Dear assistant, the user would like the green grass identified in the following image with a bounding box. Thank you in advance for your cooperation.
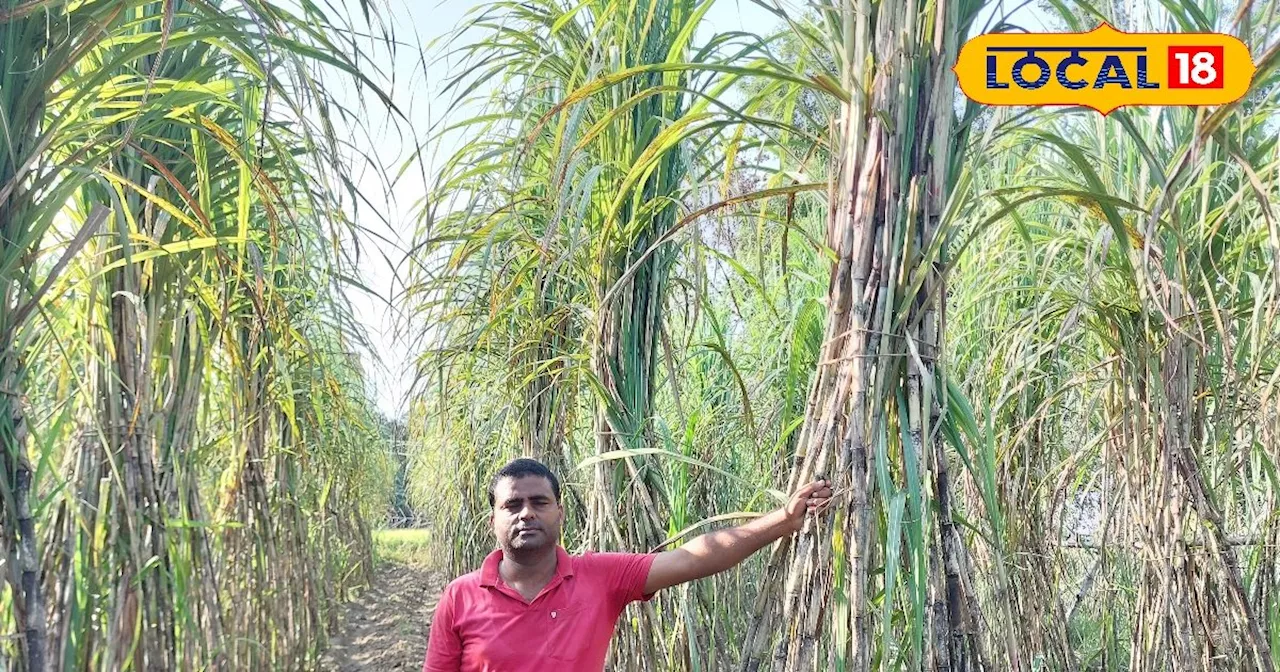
[373,529,438,568]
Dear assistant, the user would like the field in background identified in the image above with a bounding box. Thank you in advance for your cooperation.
[373,529,439,568]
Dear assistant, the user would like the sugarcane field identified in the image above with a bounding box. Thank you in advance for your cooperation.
[2,0,1280,670]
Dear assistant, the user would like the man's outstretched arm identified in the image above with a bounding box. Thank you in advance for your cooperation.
[643,479,832,595]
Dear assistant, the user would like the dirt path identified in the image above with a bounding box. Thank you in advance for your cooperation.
[319,563,445,671]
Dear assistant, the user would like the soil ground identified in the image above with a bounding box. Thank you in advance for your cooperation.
[319,562,445,671]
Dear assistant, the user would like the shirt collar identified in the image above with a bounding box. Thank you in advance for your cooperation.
[480,545,574,587]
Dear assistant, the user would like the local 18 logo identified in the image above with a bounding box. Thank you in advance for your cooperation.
[953,23,1255,114]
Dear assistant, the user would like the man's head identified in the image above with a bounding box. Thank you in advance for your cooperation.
[488,458,563,556]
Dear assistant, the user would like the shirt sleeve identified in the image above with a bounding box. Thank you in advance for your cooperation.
[423,584,462,672]
[590,552,659,607]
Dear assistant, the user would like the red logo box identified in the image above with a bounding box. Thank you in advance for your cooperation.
[1168,45,1224,88]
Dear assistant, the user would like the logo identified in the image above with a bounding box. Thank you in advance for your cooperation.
[953,23,1255,114]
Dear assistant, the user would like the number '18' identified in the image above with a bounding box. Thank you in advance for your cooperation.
[1168,46,1224,88]
[1174,52,1217,85]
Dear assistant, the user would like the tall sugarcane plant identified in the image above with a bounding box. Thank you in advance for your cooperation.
[0,2,126,666]
[1,0,398,669]
[410,0,831,667]
[737,1,994,670]
[947,3,1280,669]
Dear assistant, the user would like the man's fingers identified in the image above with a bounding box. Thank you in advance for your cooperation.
[793,478,834,494]
[799,478,830,494]
[793,478,835,516]
[803,483,833,497]
[798,476,836,514]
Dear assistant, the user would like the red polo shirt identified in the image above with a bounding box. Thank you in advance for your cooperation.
[423,546,657,671]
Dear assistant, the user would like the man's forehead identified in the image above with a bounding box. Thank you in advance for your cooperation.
[494,475,555,499]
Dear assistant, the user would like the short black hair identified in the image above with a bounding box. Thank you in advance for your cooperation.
[488,458,561,507]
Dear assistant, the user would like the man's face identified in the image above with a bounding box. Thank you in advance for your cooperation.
[490,475,563,554]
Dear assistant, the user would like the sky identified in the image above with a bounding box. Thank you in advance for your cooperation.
[338,0,1054,420]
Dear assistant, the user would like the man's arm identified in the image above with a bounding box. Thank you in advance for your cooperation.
[643,479,831,595]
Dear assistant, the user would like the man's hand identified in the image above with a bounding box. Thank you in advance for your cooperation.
[783,478,834,532]
[643,478,836,595]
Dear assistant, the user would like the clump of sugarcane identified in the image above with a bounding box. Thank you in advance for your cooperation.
[740,1,992,670]
[1,2,122,668]
[2,1,398,670]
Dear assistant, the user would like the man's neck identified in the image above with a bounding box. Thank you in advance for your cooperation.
[498,546,558,599]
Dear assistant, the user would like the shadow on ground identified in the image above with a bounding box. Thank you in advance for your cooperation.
[320,563,444,671]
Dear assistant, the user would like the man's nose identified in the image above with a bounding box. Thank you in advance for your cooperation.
[517,504,536,519]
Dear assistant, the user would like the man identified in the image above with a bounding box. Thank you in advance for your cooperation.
[423,457,832,671]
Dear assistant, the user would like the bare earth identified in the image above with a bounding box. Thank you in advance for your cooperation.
[319,563,445,671]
